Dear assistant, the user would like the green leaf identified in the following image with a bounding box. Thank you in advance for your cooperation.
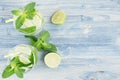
[24,2,36,12]
[42,42,51,49]
[15,15,25,29]
[10,57,20,68]
[48,43,57,51]
[42,43,57,51]
[20,69,25,73]
[34,39,42,50]
[18,62,32,67]
[32,48,38,64]
[29,51,38,65]
[29,53,34,64]
[19,26,36,33]
[10,57,31,68]
[26,9,36,20]
[25,35,37,45]
[39,31,50,41]
[14,68,24,78]
[11,10,22,16]
[2,65,14,78]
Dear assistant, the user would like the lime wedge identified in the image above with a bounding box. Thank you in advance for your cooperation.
[51,10,66,25]
[44,52,61,68]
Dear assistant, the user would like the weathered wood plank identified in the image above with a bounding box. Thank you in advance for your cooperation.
[0,0,120,80]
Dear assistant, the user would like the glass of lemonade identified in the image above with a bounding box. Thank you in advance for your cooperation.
[5,44,38,71]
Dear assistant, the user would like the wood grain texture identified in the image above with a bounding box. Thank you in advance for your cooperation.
[0,0,120,80]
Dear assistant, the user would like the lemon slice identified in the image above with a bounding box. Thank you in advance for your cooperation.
[51,10,66,25]
[44,52,61,68]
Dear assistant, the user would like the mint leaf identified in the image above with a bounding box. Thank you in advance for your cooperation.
[24,2,36,12]
[34,39,42,50]
[14,68,24,78]
[15,15,25,29]
[17,61,32,67]
[2,65,14,78]
[10,57,31,68]
[24,30,57,52]
[42,42,51,49]
[11,10,22,16]
[39,31,50,41]
[32,48,38,64]
[25,35,37,45]
[19,26,36,33]
[29,53,34,64]
[26,9,36,20]
[10,58,18,68]
[20,69,25,73]
[42,43,57,51]
[29,51,38,65]
[49,43,57,51]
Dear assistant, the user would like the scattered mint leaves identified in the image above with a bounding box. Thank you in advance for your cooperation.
[25,31,57,52]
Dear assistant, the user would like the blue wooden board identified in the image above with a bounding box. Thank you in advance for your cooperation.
[0,0,120,80]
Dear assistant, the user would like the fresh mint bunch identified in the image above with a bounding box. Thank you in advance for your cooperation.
[11,2,37,33]
[25,31,57,52]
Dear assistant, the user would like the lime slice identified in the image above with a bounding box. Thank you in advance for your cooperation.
[19,55,31,64]
[51,10,66,25]
[44,52,61,68]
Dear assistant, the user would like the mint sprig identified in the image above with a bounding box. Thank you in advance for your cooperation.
[25,31,57,51]
[2,55,33,78]
[11,2,37,33]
